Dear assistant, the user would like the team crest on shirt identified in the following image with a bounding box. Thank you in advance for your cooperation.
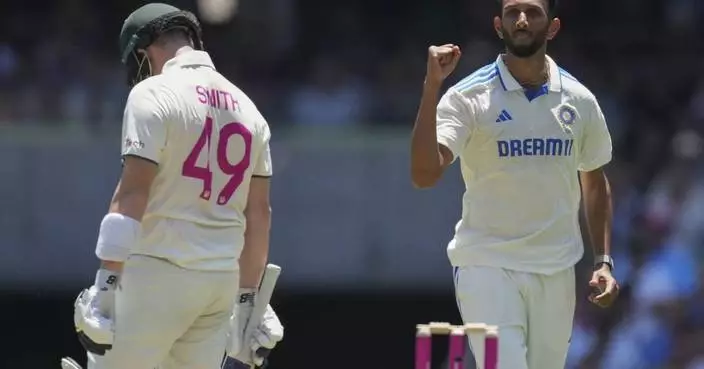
[553,103,578,135]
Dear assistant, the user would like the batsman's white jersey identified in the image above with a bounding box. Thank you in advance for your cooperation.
[437,55,612,275]
[121,48,272,271]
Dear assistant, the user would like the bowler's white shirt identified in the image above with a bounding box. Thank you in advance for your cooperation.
[121,48,272,271]
[437,55,612,275]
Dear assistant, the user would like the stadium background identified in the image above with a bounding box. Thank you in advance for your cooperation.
[2,0,704,368]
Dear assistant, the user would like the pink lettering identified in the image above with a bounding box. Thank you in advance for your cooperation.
[195,86,241,112]
[196,86,208,104]
[208,89,217,107]
[219,90,229,110]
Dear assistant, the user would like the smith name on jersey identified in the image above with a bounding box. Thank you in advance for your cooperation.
[436,55,612,275]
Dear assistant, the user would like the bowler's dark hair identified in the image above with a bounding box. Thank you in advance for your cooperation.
[496,0,558,16]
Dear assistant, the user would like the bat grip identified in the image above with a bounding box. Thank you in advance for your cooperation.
[223,264,281,369]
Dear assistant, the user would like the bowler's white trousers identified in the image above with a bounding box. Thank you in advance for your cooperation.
[454,265,576,369]
[89,255,238,369]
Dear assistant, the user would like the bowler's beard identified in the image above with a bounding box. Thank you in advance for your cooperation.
[502,26,548,58]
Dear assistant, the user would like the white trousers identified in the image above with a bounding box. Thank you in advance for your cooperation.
[454,265,576,369]
[89,255,238,369]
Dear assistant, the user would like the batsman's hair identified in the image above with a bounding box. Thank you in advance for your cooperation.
[496,0,558,16]
[152,28,194,48]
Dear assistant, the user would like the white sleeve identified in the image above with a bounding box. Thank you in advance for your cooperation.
[121,86,167,164]
[578,97,613,172]
[436,88,474,163]
[252,123,273,177]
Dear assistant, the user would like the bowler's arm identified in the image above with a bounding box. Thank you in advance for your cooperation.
[578,97,614,262]
[410,81,454,188]
[579,169,612,258]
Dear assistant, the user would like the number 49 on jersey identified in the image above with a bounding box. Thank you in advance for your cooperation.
[181,117,253,206]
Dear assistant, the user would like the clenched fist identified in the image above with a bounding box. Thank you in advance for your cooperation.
[426,44,461,85]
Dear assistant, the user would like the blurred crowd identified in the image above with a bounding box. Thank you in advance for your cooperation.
[3,0,704,368]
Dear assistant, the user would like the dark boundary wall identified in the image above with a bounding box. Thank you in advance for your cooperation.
[0,290,463,369]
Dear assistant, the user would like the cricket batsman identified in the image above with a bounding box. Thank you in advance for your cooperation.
[71,3,283,368]
[410,0,619,368]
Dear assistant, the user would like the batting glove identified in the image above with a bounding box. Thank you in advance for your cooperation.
[73,269,119,355]
[226,291,284,367]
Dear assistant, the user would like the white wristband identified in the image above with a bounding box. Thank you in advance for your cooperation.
[95,213,140,262]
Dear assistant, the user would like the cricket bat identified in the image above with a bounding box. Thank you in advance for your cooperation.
[223,263,282,369]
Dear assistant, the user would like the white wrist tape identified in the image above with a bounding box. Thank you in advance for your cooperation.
[95,269,120,291]
[238,288,257,306]
[95,213,140,262]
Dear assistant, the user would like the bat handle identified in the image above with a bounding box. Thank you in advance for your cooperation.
[222,348,270,369]
[222,357,252,369]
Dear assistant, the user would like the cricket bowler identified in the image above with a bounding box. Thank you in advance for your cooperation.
[410,0,619,368]
[71,3,283,368]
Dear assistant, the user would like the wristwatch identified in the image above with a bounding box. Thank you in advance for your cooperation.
[594,255,615,271]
